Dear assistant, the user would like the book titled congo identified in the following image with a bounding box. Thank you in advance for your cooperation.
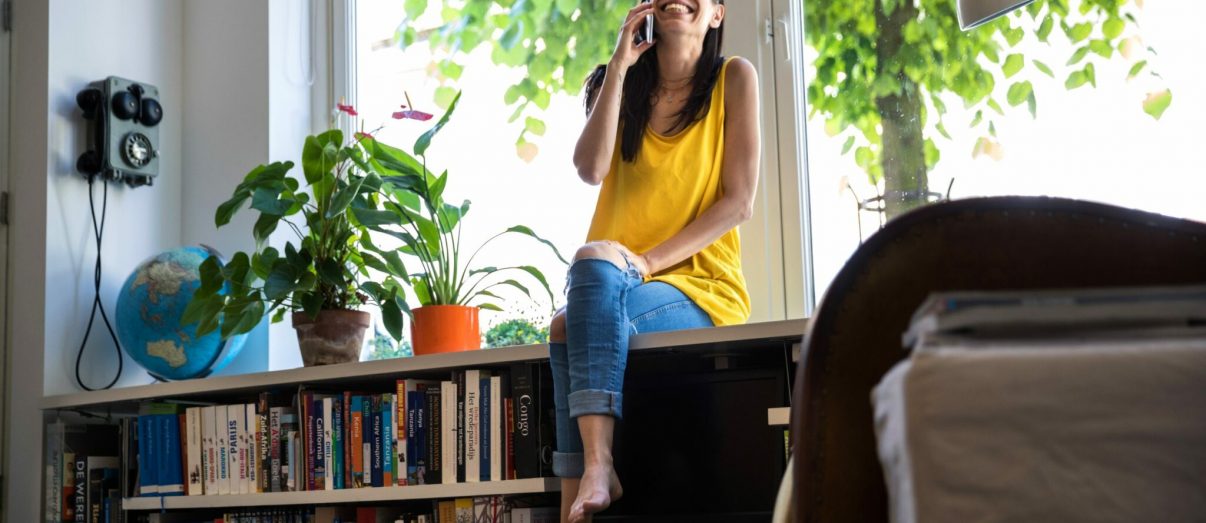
[121,365,553,497]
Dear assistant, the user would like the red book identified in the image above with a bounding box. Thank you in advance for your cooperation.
[179,413,189,493]
[505,398,516,480]
[350,396,364,487]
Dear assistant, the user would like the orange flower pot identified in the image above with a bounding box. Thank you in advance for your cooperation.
[411,305,482,356]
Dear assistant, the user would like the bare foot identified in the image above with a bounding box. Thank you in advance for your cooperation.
[569,466,623,523]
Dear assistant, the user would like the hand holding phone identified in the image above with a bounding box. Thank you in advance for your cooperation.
[635,0,654,45]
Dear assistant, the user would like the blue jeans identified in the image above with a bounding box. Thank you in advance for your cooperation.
[549,258,714,478]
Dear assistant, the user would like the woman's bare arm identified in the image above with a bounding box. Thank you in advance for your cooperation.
[573,2,656,186]
[617,58,761,276]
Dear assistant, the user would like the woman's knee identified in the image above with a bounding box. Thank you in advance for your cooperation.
[572,242,626,270]
[549,309,567,343]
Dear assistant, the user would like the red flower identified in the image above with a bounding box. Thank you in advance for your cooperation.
[393,109,433,121]
[336,103,358,116]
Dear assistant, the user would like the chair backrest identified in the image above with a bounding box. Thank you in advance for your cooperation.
[790,197,1206,523]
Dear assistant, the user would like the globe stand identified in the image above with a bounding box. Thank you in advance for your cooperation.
[146,368,214,382]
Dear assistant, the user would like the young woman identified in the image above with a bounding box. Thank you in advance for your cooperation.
[548,0,759,521]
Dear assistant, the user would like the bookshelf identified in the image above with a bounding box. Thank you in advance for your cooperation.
[120,478,561,510]
[42,319,807,517]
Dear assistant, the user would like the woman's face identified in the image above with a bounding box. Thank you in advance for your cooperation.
[652,0,725,39]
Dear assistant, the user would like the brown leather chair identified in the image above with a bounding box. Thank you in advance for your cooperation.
[789,196,1206,523]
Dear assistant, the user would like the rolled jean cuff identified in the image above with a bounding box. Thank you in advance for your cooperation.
[568,389,623,419]
[553,451,585,478]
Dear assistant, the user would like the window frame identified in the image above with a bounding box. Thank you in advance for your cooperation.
[324,0,817,320]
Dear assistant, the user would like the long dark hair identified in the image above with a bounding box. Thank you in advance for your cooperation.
[584,1,726,162]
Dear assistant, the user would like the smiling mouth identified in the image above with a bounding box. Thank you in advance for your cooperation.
[662,2,694,14]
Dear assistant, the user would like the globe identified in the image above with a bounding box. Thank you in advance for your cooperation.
[115,246,249,380]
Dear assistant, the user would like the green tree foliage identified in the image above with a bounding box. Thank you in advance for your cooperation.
[484,318,550,348]
[400,0,1168,217]
[366,326,415,360]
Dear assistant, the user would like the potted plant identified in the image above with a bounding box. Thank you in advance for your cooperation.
[183,104,419,366]
[357,92,567,355]
[185,92,565,362]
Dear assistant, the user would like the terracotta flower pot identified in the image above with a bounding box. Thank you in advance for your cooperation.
[292,310,372,366]
[412,305,481,356]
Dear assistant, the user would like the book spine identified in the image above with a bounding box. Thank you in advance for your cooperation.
[465,369,480,483]
[505,398,516,481]
[269,407,282,493]
[222,405,237,495]
[501,371,514,480]
[350,396,364,488]
[333,397,343,490]
[74,455,86,521]
[136,415,156,496]
[342,391,352,490]
[371,395,383,488]
[396,380,408,487]
[257,394,270,494]
[185,407,203,495]
[236,404,250,494]
[160,414,184,496]
[300,392,312,491]
[426,387,441,485]
[284,429,297,491]
[480,377,491,482]
[390,393,400,487]
[312,398,325,491]
[202,406,218,495]
[361,395,372,487]
[442,381,457,484]
[491,375,502,482]
[63,449,76,521]
[322,397,334,491]
[455,371,465,484]
[407,390,422,484]
[244,403,257,493]
[382,394,394,487]
[510,363,537,479]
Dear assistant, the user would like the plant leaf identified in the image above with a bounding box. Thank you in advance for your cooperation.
[382,298,405,341]
[415,91,462,157]
[1002,54,1024,78]
[502,225,569,264]
[477,303,504,312]
[326,173,368,219]
[1142,89,1172,120]
[1032,60,1054,78]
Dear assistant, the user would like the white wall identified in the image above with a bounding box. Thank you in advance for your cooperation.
[5,0,313,517]
[44,0,185,394]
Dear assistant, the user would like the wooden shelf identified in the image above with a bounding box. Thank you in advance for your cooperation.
[121,478,561,510]
[42,319,807,411]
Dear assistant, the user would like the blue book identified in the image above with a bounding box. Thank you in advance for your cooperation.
[381,394,393,486]
[408,390,425,484]
[370,396,384,487]
[159,412,184,496]
[136,415,157,496]
[332,398,343,489]
[480,378,491,482]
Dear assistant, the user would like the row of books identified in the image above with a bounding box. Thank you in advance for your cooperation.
[134,500,556,523]
[138,362,555,497]
[44,422,130,523]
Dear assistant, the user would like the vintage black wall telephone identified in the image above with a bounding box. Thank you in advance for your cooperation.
[73,76,165,390]
[76,76,162,187]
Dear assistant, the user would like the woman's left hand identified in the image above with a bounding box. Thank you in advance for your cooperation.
[608,241,652,277]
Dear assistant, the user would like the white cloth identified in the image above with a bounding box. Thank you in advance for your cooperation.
[874,333,1206,523]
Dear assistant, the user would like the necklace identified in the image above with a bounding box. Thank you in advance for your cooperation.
[657,81,692,104]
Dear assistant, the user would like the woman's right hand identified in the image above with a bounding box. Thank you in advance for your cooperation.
[610,2,656,71]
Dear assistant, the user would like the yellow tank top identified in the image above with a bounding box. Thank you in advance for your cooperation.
[586,57,750,326]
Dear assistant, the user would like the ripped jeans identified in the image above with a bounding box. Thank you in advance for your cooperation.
[549,257,714,478]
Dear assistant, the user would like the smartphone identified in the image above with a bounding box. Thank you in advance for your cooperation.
[635,0,654,44]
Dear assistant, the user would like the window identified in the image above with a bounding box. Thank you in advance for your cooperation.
[337,0,814,348]
[802,0,1206,297]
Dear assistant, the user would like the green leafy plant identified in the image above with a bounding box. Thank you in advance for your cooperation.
[358,92,569,325]
[183,104,421,342]
[484,318,550,348]
[185,92,567,342]
[366,326,414,360]
[393,0,1168,218]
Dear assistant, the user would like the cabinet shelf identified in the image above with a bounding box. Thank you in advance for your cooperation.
[42,320,807,411]
[121,478,561,510]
